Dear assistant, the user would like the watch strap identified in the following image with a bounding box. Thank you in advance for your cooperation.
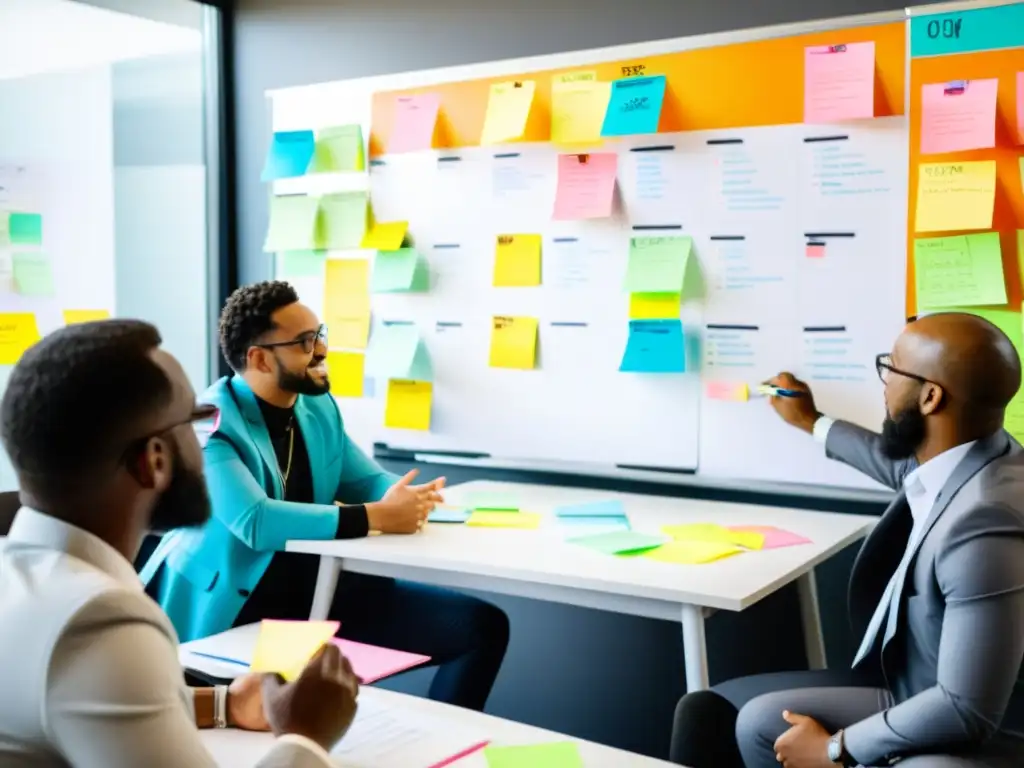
[213,685,228,729]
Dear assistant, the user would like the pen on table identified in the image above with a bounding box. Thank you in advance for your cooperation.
[755,385,804,398]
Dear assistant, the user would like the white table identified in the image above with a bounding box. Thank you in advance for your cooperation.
[288,480,876,692]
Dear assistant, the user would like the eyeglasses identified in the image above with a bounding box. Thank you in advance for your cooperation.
[254,324,328,355]
[120,403,221,466]
[875,353,932,386]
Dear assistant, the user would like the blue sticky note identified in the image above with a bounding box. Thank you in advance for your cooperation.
[429,508,471,523]
[365,323,432,382]
[601,75,667,137]
[619,319,685,373]
[557,515,631,532]
[261,130,316,181]
[555,500,627,519]
[910,4,1024,57]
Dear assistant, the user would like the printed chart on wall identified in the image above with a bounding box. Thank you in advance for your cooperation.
[263,17,911,490]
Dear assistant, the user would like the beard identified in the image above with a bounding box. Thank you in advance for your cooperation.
[149,440,212,531]
[880,404,926,460]
[277,355,330,396]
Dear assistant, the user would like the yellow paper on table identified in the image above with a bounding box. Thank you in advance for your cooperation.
[915,161,996,233]
[326,351,364,397]
[913,232,1006,310]
[551,72,610,148]
[0,313,40,365]
[493,235,541,287]
[629,292,681,320]
[489,316,538,369]
[384,380,432,431]
[361,221,408,251]
[466,511,542,529]
[250,620,339,681]
[480,80,536,145]
[323,259,371,349]
[63,309,110,325]
[643,540,745,565]
[662,523,765,550]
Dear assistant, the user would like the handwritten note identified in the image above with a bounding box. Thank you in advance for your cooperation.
[63,309,110,325]
[493,234,542,287]
[0,313,39,365]
[250,620,339,681]
[466,511,542,529]
[629,292,681,320]
[624,236,692,293]
[361,221,407,251]
[384,380,433,431]
[643,540,744,565]
[261,130,315,181]
[619,319,686,373]
[366,323,432,382]
[323,259,371,349]
[310,125,365,173]
[319,192,368,250]
[11,252,54,296]
[326,351,364,398]
[371,248,428,292]
[551,72,610,147]
[279,250,326,279]
[601,75,667,136]
[568,530,667,556]
[915,160,996,233]
[484,742,583,768]
[921,79,998,155]
[489,316,538,369]
[8,212,42,245]
[480,80,536,145]
[389,93,441,153]
[264,195,320,251]
[553,153,617,220]
[914,232,1006,309]
[803,42,876,123]
[705,381,750,402]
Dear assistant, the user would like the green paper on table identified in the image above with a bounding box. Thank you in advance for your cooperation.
[913,232,1006,309]
[371,248,429,292]
[264,195,320,252]
[250,619,339,681]
[12,253,55,297]
[8,212,42,245]
[467,511,541,529]
[469,493,519,511]
[644,540,744,564]
[662,523,765,550]
[280,250,326,278]
[484,742,583,768]
[569,530,667,556]
[310,124,365,173]
[624,235,692,293]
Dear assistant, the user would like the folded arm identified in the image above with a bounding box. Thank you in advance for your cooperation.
[818,418,917,491]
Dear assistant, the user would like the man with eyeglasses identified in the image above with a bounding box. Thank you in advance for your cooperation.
[670,312,1024,768]
[141,281,510,712]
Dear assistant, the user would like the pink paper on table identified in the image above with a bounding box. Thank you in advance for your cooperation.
[804,42,876,123]
[332,638,430,683]
[553,152,617,220]
[705,381,749,402]
[921,79,998,155]
[1017,72,1024,145]
[728,525,811,549]
[388,93,441,153]
[806,244,826,258]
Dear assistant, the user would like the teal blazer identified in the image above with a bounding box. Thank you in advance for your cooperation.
[139,376,397,642]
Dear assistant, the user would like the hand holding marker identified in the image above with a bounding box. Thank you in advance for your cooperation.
[755,384,804,399]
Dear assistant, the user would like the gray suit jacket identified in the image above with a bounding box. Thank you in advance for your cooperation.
[826,421,1024,765]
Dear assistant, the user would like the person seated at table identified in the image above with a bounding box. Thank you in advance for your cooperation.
[141,280,510,712]
[0,318,359,767]
[670,312,1024,768]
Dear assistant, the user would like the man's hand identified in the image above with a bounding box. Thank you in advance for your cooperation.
[366,469,442,534]
[227,673,270,731]
[773,711,833,768]
[765,373,821,435]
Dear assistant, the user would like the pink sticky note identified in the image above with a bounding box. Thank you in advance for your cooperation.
[705,381,749,401]
[388,93,441,153]
[921,79,998,155]
[806,244,826,258]
[803,42,876,123]
[1017,72,1024,145]
[728,525,811,549]
[332,638,430,683]
[553,153,617,220]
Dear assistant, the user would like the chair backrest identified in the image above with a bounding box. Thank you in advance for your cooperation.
[0,491,20,536]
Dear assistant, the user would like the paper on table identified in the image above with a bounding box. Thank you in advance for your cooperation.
[250,620,339,681]
[326,351,364,397]
[920,79,998,155]
[264,195,320,251]
[555,500,626,518]
[728,525,811,549]
[310,125,365,173]
[619,319,686,373]
[569,530,668,556]
[643,540,745,564]
[493,234,542,287]
[915,161,996,233]
[331,638,429,683]
[280,250,326,279]
[705,381,750,402]
[629,292,680,320]
[323,259,371,349]
[601,75,667,136]
[803,42,875,123]
[319,192,369,250]
[484,742,583,768]
[914,232,1006,309]
[551,72,610,147]
[7,212,42,245]
[481,80,536,145]
[384,380,432,431]
[63,309,109,325]
[12,252,54,296]
[261,130,315,181]
[468,492,519,511]
[366,324,432,382]
[372,248,429,293]
[662,523,765,550]
[428,507,472,523]
[624,236,692,293]
[389,93,441,153]
[467,511,542,529]
[489,316,538,369]
[362,221,408,251]
[552,153,617,220]
[0,313,40,365]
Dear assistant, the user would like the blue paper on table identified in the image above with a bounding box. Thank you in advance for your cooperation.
[601,75,667,137]
[262,130,316,181]
[428,508,471,523]
[557,515,631,531]
[555,500,627,518]
[619,319,685,373]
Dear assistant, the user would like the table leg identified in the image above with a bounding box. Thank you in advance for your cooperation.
[308,556,342,621]
[797,570,827,670]
[681,604,710,692]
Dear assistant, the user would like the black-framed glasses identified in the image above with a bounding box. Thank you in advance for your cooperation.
[120,403,221,465]
[875,353,932,385]
[255,324,328,355]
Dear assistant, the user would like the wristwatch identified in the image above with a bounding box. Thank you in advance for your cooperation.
[827,730,856,766]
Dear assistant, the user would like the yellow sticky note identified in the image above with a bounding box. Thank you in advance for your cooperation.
[489,316,538,369]
[662,523,765,550]
[551,74,611,147]
[327,351,364,397]
[384,380,432,431]
[480,80,537,145]
[643,540,745,564]
[250,620,339,681]
[361,221,408,251]
[493,234,542,287]
[466,511,542,529]
[63,309,110,325]
[324,259,371,349]
[0,313,40,365]
[629,293,681,320]
[915,161,996,233]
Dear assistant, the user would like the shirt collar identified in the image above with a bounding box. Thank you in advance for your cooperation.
[6,507,141,589]
[902,440,977,501]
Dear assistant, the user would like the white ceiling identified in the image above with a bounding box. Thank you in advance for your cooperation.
[0,0,201,81]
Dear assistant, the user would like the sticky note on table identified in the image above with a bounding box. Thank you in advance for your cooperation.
[705,381,750,402]
[915,160,996,233]
[361,221,408,251]
[389,93,441,153]
[63,309,110,325]
[310,125,365,173]
[8,213,42,245]
[624,236,692,293]
[493,234,541,287]
[469,492,519,511]
[428,507,472,523]
[914,232,1006,309]
[555,500,626,518]
[12,253,54,297]
[728,525,811,549]
[264,195,320,252]
[467,511,542,529]
[619,319,685,373]
[371,248,428,293]
[803,42,875,123]
[921,79,998,155]
[663,522,765,550]
[250,619,339,681]
[261,130,315,181]
[366,323,432,381]
[323,259,371,349]
[481,80,536,145]
[326,351,364,397]
[331,638,430,684]
[629,292,680,320]
[489,316,538,369]
[280,250,326,279]
[551,74,610,147]
[484,742,583,768]
[0,313,40,365]
[569,530,667,556]
[643,540,745,565]
[601,75,667,136]
[553,153,617,220]
[384,380,432,430]
[318,192,368,250]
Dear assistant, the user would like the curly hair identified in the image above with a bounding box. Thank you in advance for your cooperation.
[219,280,300,372]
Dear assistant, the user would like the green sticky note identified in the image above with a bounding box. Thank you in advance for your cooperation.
[311,125,366,173]
[264,195,320,252]
[280,250,327,278]
[624,235,692,293]
[913,232,1006,310]
[12,253,54,297]
[468,491,519,512]
[365,324,432,382]
[371,248,429,292]
[318,192,368,250]
[9,212,42,245]
[568,530,667,556]
[483,742,583,768]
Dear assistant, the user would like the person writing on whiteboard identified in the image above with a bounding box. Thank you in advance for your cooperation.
[141,281,510,712]
[670,312,1024,768]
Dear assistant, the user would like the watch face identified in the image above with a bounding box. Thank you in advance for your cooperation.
[827,735,842,761]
